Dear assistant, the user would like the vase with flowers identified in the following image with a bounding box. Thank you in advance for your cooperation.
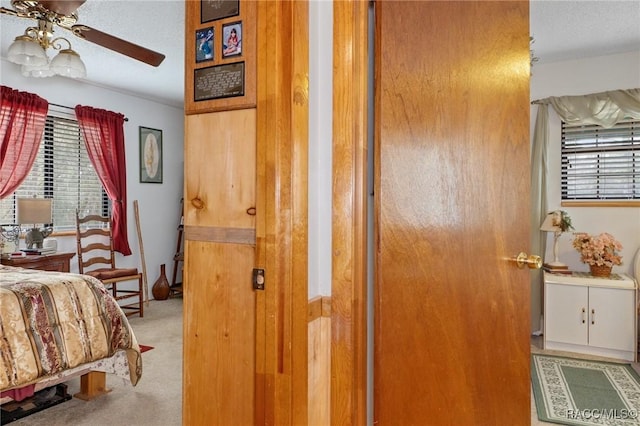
[572,232,623,277]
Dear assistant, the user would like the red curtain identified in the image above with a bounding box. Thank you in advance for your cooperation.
[75,105,131,255]
[0,86,49,198]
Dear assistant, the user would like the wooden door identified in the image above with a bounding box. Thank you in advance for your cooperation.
[183,110,256,425]
[374,2,531,424]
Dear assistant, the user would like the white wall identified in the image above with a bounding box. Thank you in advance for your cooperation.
[530,50,640,330]
[1,58,185,297]
[308,0,333,297]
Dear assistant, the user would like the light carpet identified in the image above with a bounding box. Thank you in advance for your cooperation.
[531,353,640,425]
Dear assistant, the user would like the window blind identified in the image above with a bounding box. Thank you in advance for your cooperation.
[561,120,639,201]
[0,107,107,231]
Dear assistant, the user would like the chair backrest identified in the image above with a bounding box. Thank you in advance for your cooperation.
[75,210,117,274]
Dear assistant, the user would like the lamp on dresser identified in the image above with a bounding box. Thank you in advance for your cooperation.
[540,210,573,270]
[17,197,53,250]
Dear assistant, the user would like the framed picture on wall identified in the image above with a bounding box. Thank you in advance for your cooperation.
[139,127,163,183]
[222,21,242,58]
[201,0,239,23]
[196,27,214,62]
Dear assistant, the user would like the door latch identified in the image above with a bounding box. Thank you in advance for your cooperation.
[252,268,265,290]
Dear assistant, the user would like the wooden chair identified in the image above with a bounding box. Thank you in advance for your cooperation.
[75,210,144,317]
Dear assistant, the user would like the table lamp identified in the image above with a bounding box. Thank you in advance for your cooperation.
[17,198,53,250]
[540,210,573,269]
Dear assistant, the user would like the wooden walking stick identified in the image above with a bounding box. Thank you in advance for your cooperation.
[133,200,150,305]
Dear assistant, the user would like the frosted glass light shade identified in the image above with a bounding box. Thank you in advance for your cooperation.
[21,62,55,78]
[50,49,86,78]
[7,36,48,66]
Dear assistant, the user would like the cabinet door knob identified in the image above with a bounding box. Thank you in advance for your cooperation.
[582,307,586,323]
[591,308,595,325]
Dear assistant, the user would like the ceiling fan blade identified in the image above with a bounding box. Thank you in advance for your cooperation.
[38,0,86,16]
[72,25,165,67]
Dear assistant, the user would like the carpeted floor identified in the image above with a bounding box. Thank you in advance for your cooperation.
[7,298,183,426]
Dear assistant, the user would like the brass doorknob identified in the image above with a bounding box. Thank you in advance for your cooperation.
[513,252,542,269]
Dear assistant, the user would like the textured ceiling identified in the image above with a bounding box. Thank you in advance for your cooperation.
[1,1,639,109]
[530,0,640,64]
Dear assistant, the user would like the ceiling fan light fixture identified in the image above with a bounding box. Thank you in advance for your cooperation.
[8,35,48,66]
[4,2,165,79]
[50,48,86,79]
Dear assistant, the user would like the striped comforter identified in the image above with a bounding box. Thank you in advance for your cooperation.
[0,265,141,391]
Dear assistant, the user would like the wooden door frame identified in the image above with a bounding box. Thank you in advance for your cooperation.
[331,1,369,424]
[255,1,309,424]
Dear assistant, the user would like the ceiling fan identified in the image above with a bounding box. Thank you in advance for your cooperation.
[1,0,165,76]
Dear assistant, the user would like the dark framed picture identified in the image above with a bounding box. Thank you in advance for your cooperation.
[201,0,239,23]
[139,127,163,184]
[222,21,242,58]
[196,27,214,63]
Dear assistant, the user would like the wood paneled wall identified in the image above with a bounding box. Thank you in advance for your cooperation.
[308,296,332,425]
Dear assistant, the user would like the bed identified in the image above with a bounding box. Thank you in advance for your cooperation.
[0,264,141,403]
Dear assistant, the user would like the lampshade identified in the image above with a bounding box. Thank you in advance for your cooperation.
[50,49,87,79]
[7,35,48,66]
[540,210,567,268]
[540,211,563,233]
[17,198,52,225]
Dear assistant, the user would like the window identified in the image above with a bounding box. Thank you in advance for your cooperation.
[561,119,639,202]
[0,108,108,231]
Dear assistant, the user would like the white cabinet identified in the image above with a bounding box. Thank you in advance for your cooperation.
[544,272,637,361]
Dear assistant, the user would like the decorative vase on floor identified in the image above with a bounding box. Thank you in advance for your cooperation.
[589,264,612,277]
[152,264,171,300]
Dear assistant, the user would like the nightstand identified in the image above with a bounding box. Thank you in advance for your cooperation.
[1,252,75,272]
[544,271,637,361]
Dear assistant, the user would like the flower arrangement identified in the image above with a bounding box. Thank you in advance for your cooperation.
[572,232,623,267]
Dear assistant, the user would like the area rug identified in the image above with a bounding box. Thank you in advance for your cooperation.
[531,354,640,425]
[139,345,154,353]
